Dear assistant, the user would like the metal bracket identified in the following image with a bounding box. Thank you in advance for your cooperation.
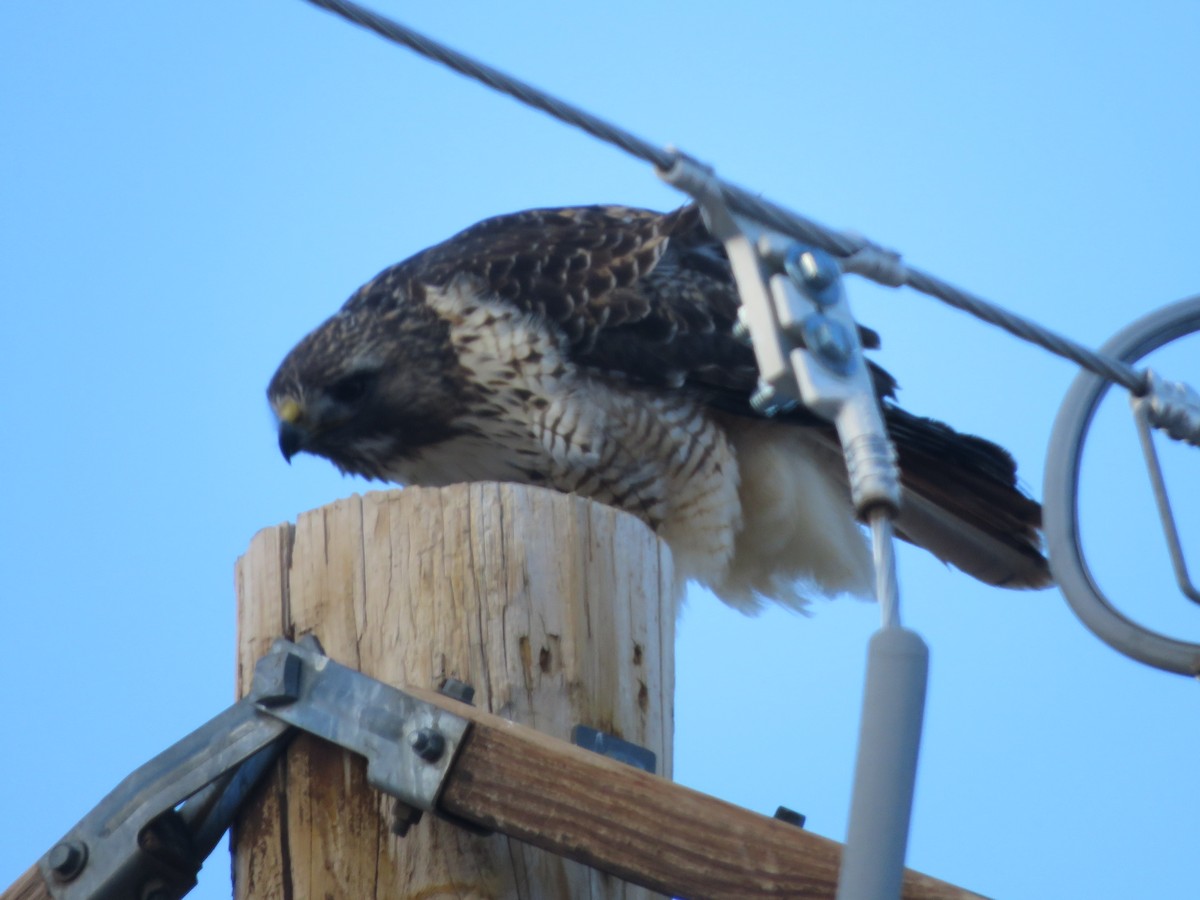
[248,638,470,810]
[36,637,470,900]
[39,694,290,900]
[570,725,657,773]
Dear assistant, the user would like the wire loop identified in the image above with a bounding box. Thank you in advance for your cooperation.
[1044,296,1200,675]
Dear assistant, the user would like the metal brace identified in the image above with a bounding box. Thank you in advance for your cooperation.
[36,637,470,900]
[1131,390,1200,605]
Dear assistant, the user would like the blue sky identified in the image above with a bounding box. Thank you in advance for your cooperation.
[2,2,1198,898]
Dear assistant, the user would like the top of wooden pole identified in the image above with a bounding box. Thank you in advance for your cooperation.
[234,483,677,899]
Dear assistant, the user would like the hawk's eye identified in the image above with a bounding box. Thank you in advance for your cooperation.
[327,371,375,405]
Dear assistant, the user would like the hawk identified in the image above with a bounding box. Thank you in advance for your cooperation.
[268,204,1049,611]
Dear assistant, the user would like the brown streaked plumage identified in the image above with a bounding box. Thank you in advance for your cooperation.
[268,204,1050,612]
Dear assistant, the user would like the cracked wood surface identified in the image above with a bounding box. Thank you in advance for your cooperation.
[233,484,676,899]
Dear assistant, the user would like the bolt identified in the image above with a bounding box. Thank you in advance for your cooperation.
[438,677,476,706]
[774,805,807,829]
[731,319,752,346]
[785,244,840,293]
[749,384,778,415]
[48,841,87,881]
[785,244,842,308]
[803,315,855,374]
[749,381,798,417]
[409,727,446,762]
[390,799,424,837]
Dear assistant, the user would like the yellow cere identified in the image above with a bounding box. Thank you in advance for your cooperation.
[277,399,304,424]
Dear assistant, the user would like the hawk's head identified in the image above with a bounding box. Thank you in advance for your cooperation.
[267,286,468,479]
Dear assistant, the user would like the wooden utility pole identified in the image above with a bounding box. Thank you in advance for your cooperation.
[2,481,984,900]
[233,484,676,899]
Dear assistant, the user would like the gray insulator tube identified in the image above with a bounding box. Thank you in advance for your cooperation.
[836,626,929,900]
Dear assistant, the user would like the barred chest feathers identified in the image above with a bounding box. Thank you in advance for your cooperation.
[391,279,872,612]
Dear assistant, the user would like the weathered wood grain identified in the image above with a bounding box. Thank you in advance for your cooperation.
[233,484,675,899]
[416,686,984,900]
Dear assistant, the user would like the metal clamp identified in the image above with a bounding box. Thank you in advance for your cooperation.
[36,637,470,900]
[1139,368,1200,447]
[659,154,901,520]
[249,638,470,809]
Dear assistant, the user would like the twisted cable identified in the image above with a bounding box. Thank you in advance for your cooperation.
[302,0,1148,394]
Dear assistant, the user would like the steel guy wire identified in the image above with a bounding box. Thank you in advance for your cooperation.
[302,0,1148,395]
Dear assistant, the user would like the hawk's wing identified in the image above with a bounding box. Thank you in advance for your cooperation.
[356,203,1047,588]
[374,204,890,412]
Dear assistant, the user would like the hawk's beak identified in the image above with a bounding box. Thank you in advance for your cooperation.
[278,421,304,463]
